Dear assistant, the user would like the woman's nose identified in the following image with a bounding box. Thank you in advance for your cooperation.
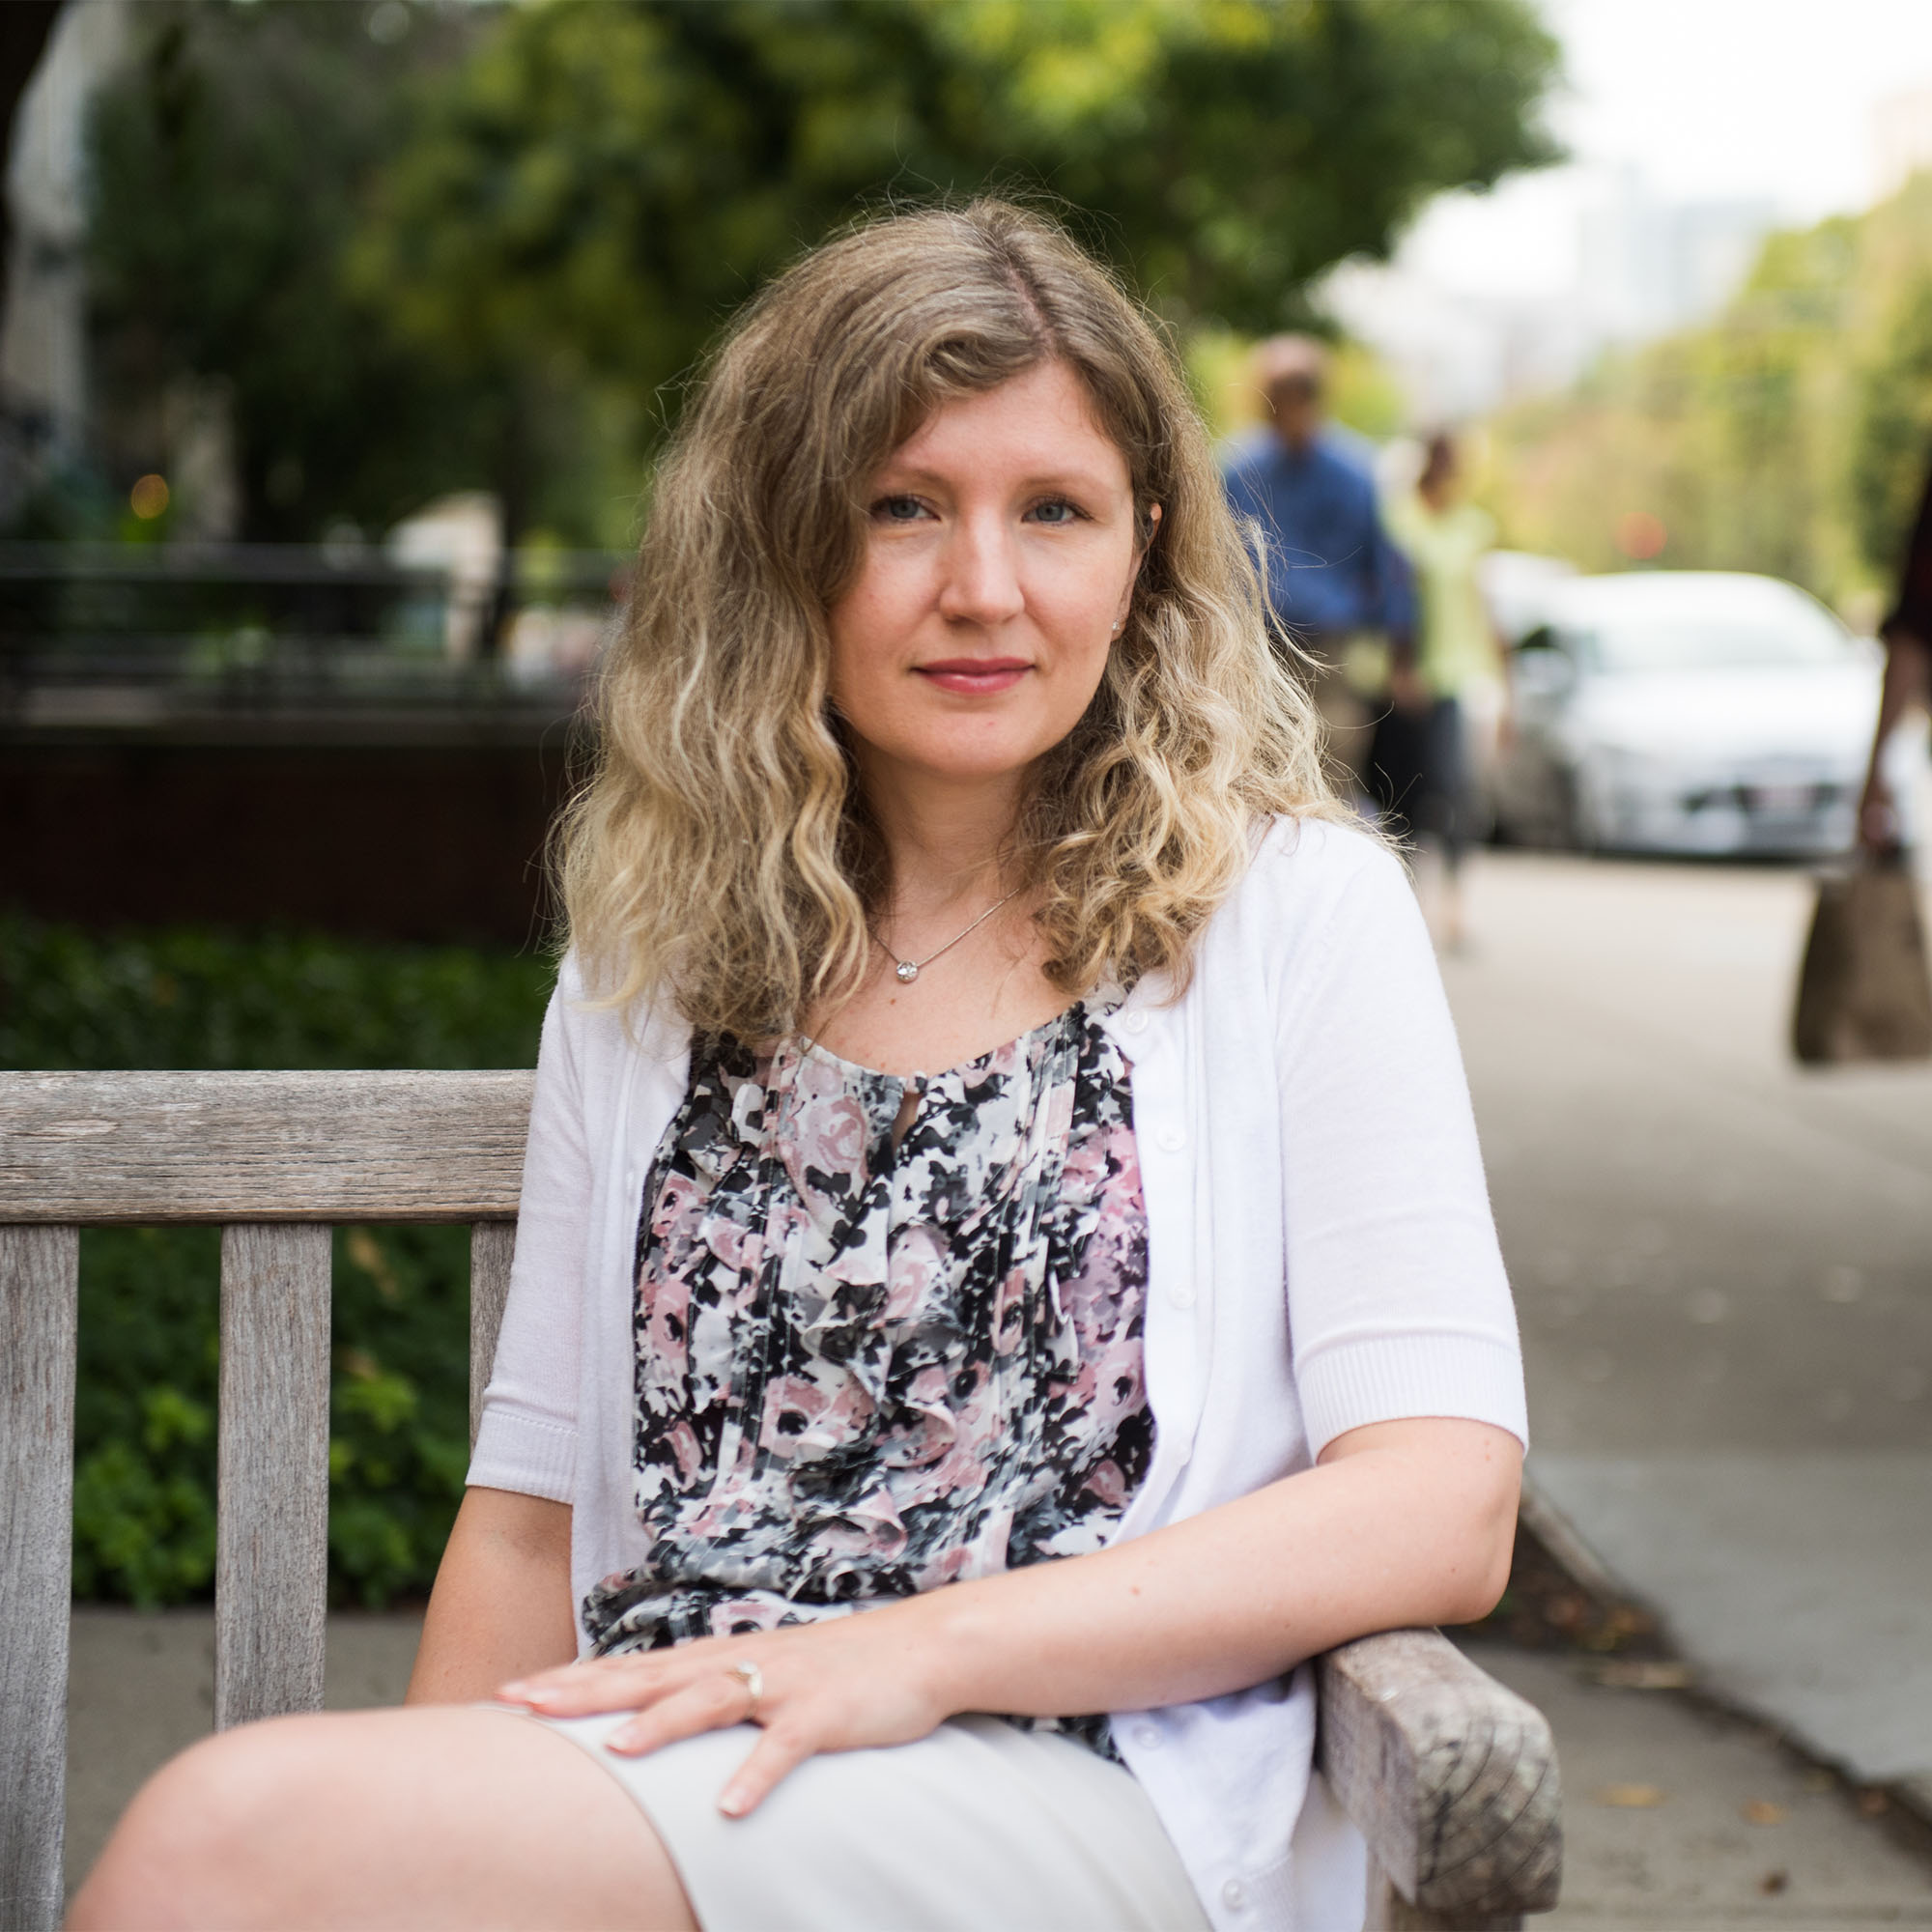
[936,514,1025,627]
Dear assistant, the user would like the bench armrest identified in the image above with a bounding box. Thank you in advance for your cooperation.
[1317,1628,1561,1927]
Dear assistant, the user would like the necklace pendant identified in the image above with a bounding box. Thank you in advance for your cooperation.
[895,959,919,983]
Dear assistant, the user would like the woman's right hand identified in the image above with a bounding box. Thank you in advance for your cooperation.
[496,1593,956,1819]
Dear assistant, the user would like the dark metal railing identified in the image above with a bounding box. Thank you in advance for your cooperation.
[0,543,630,726]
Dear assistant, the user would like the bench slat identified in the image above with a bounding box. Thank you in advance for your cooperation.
[215,1225,332,1731]
[1319,1628,1562,1926]
[0,1070,532,1223]
[0,1224,78,1932]
[469,1222,517,1450]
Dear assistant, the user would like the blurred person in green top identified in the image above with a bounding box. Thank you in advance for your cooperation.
[1372,431,1509,950]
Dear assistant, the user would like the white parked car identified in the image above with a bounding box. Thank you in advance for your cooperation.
[1490,571,1881,859]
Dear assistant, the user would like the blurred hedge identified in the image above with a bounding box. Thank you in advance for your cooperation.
[0,916,554,1605]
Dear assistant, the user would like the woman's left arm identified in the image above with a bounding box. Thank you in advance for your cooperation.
[932,1413,1520,1716]
[500,1413,1518,1815]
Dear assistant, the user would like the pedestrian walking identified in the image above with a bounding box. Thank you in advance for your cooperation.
[1222,334,1417,796]
[1858,450,1932,851]
[1377,431,1510,950]
[72,204,1524,1932]
[1792,442,1932,1064]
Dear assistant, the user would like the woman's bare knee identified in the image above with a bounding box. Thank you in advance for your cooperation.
[69,1707,694,1931]
[70,1717,326,1929]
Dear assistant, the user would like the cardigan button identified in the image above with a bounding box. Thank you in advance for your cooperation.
[1169,1283,1197,1309]
[1221,1879,1247,1910]
[1122,1009,1150,1035]
[1134,1723,1162,1749]
[1156,1124,1185,1152]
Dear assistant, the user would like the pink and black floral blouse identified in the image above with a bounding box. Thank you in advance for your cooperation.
[583,1000,1153,1742]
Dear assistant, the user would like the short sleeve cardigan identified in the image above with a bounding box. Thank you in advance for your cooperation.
[470,815,1528,1932]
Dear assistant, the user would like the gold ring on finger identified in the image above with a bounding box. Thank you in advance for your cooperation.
[726,1658,763,1720]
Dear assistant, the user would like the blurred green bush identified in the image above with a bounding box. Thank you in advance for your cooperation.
[1,916,553,1606]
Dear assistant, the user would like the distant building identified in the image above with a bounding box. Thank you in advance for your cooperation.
[1322,167,1776,422]
[1577,171,1776,345]
[1321,260,1596,424]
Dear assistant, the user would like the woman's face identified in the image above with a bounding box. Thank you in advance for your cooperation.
[827,359,1151,796]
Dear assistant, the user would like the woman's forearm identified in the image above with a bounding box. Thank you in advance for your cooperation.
[494,1416,1520,1819]
[913,1416,1520,1721]
[406,1487,579,1704]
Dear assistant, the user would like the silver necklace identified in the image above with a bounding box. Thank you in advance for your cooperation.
[874,887,1024,983]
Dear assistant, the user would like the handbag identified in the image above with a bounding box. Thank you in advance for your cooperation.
[1791,856,1932,1064]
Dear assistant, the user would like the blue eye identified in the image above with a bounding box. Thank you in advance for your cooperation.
[1029,498,1080,525]
[875,495,926,523]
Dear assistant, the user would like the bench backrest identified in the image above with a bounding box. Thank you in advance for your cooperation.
[0,1067,1559,1932]
[1,1069,527,1932]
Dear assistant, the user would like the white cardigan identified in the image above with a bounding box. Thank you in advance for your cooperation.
[470,816,1527,1932]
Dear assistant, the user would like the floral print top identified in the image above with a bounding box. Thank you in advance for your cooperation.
[582,999,1153,1745]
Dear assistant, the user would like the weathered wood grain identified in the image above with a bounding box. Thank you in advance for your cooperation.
[0,1070,532,1223]
[215,1224,332,1731]
[1319,1628,1562,1926]
[469,1221,517,1449]
[1365,1863,1528,1931]
[0,1224,78,1932]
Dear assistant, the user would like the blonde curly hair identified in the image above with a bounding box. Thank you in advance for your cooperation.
[558,199,1343,1036]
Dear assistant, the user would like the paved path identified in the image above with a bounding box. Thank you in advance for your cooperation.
[1472,1643,1932,1929]
[1442,854,1932,1798]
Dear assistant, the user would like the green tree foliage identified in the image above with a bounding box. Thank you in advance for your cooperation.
[83,0,536,543]
[1487,176,1932,610]
[1,915,553,1605]
[1852,271,1932,583]
[360,0,1557,412]
[88,0,1556,544]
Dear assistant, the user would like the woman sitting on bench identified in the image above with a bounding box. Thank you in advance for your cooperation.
[73,201,1527,1932]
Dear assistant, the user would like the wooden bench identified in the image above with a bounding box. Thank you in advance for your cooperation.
[1,1069,1561,1932]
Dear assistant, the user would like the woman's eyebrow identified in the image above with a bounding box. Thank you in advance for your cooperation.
[869,461,1121,494]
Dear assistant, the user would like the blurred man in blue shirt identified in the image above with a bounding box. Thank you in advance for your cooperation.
[1223,335,1415,794]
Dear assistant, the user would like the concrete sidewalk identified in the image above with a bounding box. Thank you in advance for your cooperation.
[65,1609,1932,1922]
[1442,854,1932,1802]
[1473,1643,1932,1929]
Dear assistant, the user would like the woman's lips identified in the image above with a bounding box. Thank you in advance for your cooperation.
[914,658,1032,696]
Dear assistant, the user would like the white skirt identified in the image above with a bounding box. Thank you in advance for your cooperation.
[532,1711,1211,1932]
